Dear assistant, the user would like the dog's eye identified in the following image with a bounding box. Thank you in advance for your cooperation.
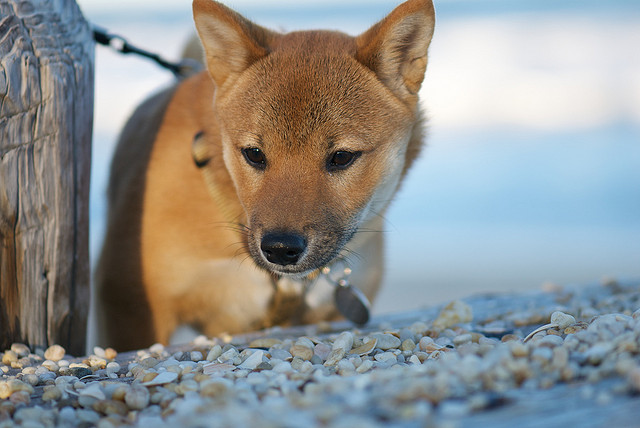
[242,148,266,170]
[327,151,361,171]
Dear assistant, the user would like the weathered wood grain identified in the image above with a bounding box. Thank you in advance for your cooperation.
[0,0,93,355]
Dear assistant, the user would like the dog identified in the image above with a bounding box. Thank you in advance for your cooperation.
[95,0,435,350]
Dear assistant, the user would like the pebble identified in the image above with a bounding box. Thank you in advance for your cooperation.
[44,345,66,362]
[125,385,150,410]
[374,352,397,363]
[433,300,473,330]
[324,332,354,366]
[537,334,564,348]
[368,333,401,351]
[290,345,314,361]
[1,280,639,427]
[350,339,377,356]
[206,345,223,361]
[141,371,178,386]
[401,339,416,352]
[10,343,30,358]
[239,350,265,370]
[550,311,576,329]
[106,361,121,375]
[0,379,34,399]
[2,350,18,365]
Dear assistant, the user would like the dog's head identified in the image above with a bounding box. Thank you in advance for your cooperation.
[193,0,435,276]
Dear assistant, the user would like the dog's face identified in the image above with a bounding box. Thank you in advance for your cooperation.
[194,0,435,275]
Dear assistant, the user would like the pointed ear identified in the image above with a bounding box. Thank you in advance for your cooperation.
[192,0,279,88]
[356,0,435,104]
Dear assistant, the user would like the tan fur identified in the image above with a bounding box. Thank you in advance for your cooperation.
[96,0,435,350]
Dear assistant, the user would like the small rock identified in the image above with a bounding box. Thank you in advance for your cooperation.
[270,349,293,361]
[93,399,129,416]
[585,343,613,365]
[76,408,101,424]
[141,371,178,386]
[203,363,235,375]
[42,386,63,402]
[9,390,30,406]
[125,385,150,410]
[239,350,264,370]
[140,357,159,368]
[337,359,356,375]
[0,379,34,399]
[2,350,18,365]
[71,367,93,379]
[530,347,553,363]
[408,355,421,365]
[44,345,66,362]
[453,334,473,346]
[313,343,331,361]
[369,333,401,351]
[290,345,314,361]
[332,331,354,352]
[22,374,39,387]
[200,379,231,398]
[41,360,59,372]
[356,360,374,373]
[249,338,281,348]
[537,334,564,348]
[374,352,397,363]
[38,372,56,384]
[401,339,416,352]
[10,343,30,357]
[550,311,576,329]
[350,339,377,356]
[433,300,473,330]
[106,362,121,375]
[104,348,118,360]
[80,383,106,400]
[324,332,354,366]
[206,345,223,362]
[93,346,106,358]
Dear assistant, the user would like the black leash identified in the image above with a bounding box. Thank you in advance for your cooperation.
[92,26,202,78]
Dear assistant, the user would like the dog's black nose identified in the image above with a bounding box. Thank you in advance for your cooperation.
[260,233,306,266]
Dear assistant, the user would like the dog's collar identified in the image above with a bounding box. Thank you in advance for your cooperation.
[269,259,371,326]
[319,259,371,325]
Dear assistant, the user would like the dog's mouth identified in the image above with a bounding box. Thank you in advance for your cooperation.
[247,227,357,277]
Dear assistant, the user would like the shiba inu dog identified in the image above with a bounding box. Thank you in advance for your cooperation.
[96,0,435,350]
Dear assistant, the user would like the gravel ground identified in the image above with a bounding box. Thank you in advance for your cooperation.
[1,279,640,427]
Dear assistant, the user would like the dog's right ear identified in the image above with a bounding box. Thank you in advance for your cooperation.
[192,0,278,88]
[356,0,435,106]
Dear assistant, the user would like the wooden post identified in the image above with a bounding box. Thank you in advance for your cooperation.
[0,0,93,355]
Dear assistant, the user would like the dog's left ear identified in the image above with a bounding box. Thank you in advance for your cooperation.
[192,0,279,88]
[356,0,435,106]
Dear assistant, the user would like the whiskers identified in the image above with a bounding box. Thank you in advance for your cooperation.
[338,246,363,266]
[204,218,254,263]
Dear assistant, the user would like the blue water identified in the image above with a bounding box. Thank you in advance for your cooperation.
[378,123,640,312]
[393,124,640,229]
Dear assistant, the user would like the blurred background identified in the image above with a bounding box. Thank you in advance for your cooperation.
[77,0,640,316]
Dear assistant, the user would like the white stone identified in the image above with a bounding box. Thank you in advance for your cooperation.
[141,371,178,386]
[239,350,264,370]
[550,311,576,329]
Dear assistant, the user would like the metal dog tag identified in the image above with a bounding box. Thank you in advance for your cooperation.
[334,280,371,325]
